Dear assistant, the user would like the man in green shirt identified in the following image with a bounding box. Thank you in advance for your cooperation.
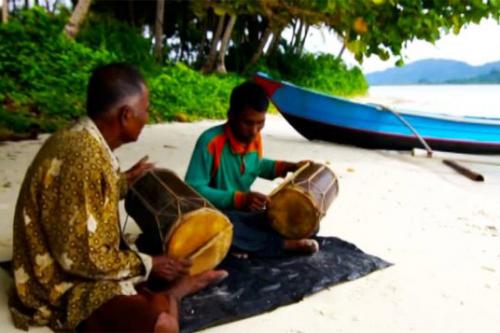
[185,81,319,257]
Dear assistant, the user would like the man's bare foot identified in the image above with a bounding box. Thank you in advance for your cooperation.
[284,239,319,255]
[165,270,228,300]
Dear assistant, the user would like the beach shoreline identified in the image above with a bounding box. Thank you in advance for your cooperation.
[1,115,499,332]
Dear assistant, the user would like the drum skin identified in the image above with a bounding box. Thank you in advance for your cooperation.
[125,169,233,275]
[167,207,233,275]
[267,163,338,239]
[268,188,318,239]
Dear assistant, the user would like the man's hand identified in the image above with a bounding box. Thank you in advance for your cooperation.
[151,255,191,282]
[245,191,270,212]
[296,160,313,170]
[281,160,312,176]
[124,155,155,187]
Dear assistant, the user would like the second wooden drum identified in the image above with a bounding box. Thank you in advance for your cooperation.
[267,163,339,239]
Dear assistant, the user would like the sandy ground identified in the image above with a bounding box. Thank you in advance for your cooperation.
[1,115,499,333]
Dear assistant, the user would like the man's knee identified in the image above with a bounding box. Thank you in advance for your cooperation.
[154,312,179,333]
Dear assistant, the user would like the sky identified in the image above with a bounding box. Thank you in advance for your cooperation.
[300,18,500,74]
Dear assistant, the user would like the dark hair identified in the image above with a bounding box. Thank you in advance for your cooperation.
[229,81,269,116]
[86,63,146,118]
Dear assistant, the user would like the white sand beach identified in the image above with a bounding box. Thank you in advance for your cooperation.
[1,115,499,333]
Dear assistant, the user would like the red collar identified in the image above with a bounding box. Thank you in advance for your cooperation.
[224,123,262,157]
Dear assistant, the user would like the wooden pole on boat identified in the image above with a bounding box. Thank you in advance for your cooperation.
[376,104,485,182]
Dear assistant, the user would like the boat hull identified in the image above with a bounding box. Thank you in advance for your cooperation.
[282,112,500,154]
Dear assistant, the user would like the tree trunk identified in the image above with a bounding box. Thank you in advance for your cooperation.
[202,14,225,73]
[215,13,237,74]
[64,0,92,39]
[298,24,309,54]
[289,19,297,48]
[128,0,135,26]
[246,27,272,70]
[177,8,188,63]
[35,0,39,6]
[2,0,8,23]
[337,42,346,59]
[52,0,60,12]
[177,17,184,62]
[266,27,283,56]
[176,46,183,62]
[247,15,260,47]
[196,16,208,65]
[154,0,165,62]
[293,19,304,53]
[180,42,189,63]
[24,0,29,9]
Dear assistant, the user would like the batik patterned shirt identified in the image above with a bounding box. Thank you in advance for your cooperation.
[9,117,151,331]
[185,123,285,209]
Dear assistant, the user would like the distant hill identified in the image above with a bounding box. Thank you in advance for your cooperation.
[366,59,500,85]
[446,69,500,84]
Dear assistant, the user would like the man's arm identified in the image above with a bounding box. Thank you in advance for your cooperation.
[259,158,299,179]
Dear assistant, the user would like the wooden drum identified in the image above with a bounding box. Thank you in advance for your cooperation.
[125,168,233,275]
[267,163,339,239]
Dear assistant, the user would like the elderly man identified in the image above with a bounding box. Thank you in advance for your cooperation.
[185,81,319,258]
[9,63,226,333]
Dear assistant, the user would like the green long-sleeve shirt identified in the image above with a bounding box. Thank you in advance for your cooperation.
[185,124,284,210]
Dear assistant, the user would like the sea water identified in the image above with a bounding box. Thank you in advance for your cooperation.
[360,85,500,118]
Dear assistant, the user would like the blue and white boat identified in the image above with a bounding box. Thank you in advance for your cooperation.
[254,73,500,154]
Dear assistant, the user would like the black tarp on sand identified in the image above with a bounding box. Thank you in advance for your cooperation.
[179,236,391,332]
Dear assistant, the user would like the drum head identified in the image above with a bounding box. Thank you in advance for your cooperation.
[167,208,233,275]
[267,187,319,239]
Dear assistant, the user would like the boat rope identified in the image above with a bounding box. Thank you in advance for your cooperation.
[376,105,485,182]
[376,104,433,158]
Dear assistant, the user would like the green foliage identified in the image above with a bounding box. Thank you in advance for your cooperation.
[0,6,373,135]
[328,0,500,64]
[0,8,116,132]
[149,63,244,121]
[77,14,158,74]
[254,51,368,97]
[0,8,247,134]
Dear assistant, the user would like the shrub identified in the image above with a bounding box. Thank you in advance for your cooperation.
[149,63,244,121]
[253,51,368,97]
[0,8,116,132]
[0,8,368,135]
[77,14,158,74]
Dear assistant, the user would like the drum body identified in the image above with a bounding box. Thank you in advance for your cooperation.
[267,163,338,239]
[125,169,232,275]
